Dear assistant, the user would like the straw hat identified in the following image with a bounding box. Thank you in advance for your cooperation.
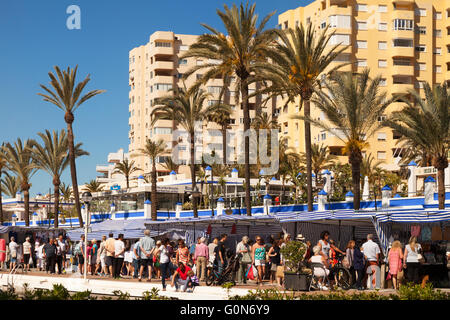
[296,234,305,241]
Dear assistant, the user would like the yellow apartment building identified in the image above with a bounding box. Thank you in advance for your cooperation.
[128,31,274,178]
[277,0,450,171]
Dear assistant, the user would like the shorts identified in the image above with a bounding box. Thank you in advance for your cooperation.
[100,256,106,268]
[77,255,84,265]
[255,259,265,267]
[10,258,17,264]
[139,258,153,268]
[105,256,113,267]
[23,254,30,264]
[270,263,278,272]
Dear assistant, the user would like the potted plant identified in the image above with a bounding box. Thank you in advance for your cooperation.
[280,240,310,291]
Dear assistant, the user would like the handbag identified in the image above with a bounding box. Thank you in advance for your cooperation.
[276,265,285,278]
[417,254,425,264]
[241,252,252,264]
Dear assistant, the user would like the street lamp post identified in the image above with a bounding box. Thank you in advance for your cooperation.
[81,191,92,281]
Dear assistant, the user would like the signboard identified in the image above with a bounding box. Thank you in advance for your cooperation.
[415,166,437,177]
[110,185,121,191]
[157,186,185,194]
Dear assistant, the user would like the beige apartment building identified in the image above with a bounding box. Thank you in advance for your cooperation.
[277,0,450,171]
[128,31,274,178]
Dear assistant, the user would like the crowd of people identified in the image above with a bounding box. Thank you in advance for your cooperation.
[0,230,434,292]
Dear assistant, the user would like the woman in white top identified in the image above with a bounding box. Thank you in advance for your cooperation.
[308,245,330,290]
[317,231,345,262]
[155,238,171,291]
[124,240,133,276]
[403,236,422,284]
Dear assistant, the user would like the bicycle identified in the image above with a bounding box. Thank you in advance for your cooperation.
[328,253,352,290]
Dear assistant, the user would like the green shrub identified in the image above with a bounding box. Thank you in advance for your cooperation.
[280,240,307,273]
[141,288,175,300]
[112,290,131,300]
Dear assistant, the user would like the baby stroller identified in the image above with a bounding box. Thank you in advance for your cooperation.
[206,250,240,286]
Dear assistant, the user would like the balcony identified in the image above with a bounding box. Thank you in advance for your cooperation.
[390,10,414,20]
[392,0,414,5]
[391,83,413,94]
[391,29,414,39]
[96,165,110,173]
[96,177,110,184]
[392,65,414,76]
[391,46,414,57]
[152,75,174,84]
[153,60,174,70]
[327,5,352,16]
[152,46,174,56]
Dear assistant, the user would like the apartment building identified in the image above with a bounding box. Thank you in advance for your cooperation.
[128,31,274,178]
[277,0,450,171]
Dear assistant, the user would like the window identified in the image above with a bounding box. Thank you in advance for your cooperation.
[378,115,387,122]
[356,4,367,12]
[378,41,387,50]
[320,132,326,140]
[416,63,426,71]
[208,100,220,106]
[329,34,350,46]
[377,151,386,160]
[434,12,442,20]
[357,59,367,67]
[380,79,387,86]
[357,40,367,49]
[179,45,189,51]
[329,15,351,29]
[415,8,426,17]
[434,47,442,55]
[154,83,172,91]
[393,19,413,31]
[334,53,351,62]
[393,58,411,66]
[284,21,288,29]
[416,26,426,34]
[377,133,387,141]
[393,39,413,47]
[415,45,426,52]
[179,59,187,65]
[378,5,387,13]
[196,59,204,65]
[378,60,387,68]
[321,21,327,29]
[357,21,367,30]
[378,23,387,31]
[434,30,442,38]
[154,127,172,135]
[415,81,425,89]
[436,65,442,73]
[207,86,222,94]
[155,42,171,47]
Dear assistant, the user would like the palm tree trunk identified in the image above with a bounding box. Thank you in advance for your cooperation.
[350,157,361,210]
[437,167,446,210]
[66,118,83,228]
[24,189,30,226]
[304,99,313,212]
[151,161,157,220]
[126,175,129,189]
[241,81,252,216]
[190,132,198,217]
[222,125,227,165]
[54,181,61,228]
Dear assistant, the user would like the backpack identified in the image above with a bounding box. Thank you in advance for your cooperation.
[73,242,82,256]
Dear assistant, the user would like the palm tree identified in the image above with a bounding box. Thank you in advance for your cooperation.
[278,137,301,203]
[298,69,395,210]
[38,65,105,227]
[261,23,348,212]
[84,180,104,193]
[1,173,19,199]
[0,144,8,224]
[300,144,337,185]
[181,2,277,216]
[151,86,228,217]
[30,129,88,228]
[138,138,167,220]
[59,182,73,203]
[113,159,140,189]
[209,106,233,165]
[3,139,36,226]
[252,112,279,131]
[384,82,450,209]
[161,158,179,174]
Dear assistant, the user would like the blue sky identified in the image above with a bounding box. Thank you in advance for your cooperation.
[0,0,309,196]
